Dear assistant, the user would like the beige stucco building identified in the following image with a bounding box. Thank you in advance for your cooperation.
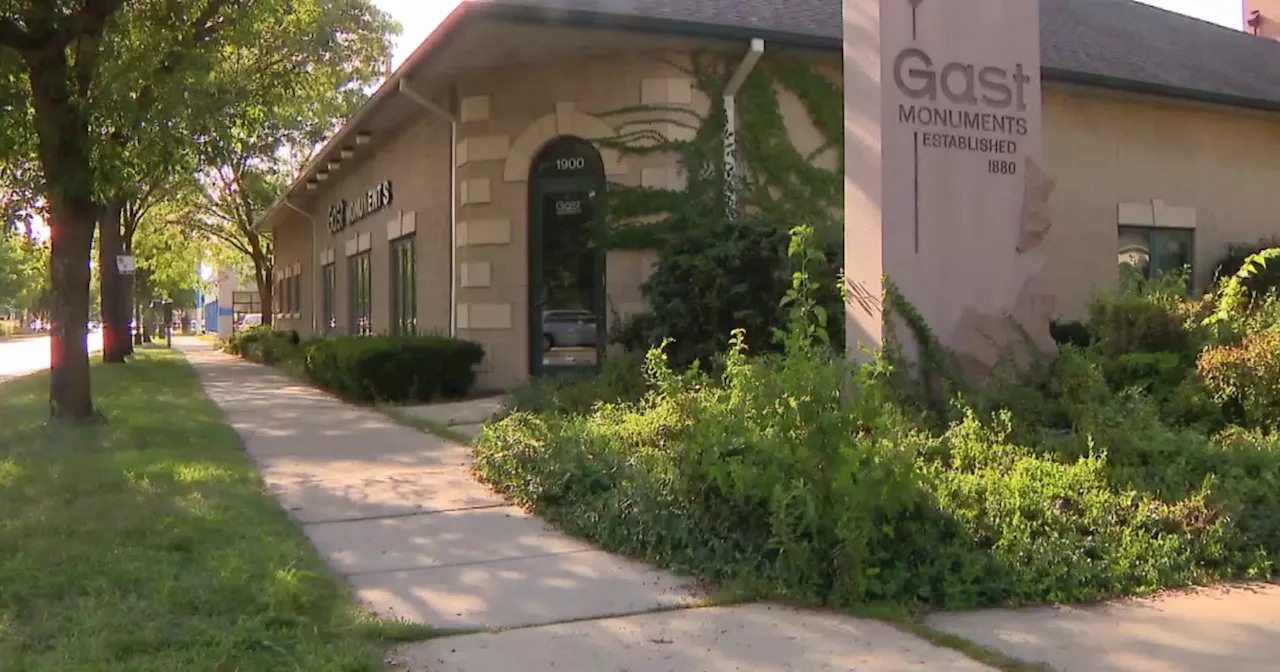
[258,0,1280,391]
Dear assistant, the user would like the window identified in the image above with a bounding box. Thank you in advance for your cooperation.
[276,278,286,314]
[291,274,302,316]
[348,252,372,335]
[390,235,416,335]
[321,264,336,331]
[1118,226,1193,284]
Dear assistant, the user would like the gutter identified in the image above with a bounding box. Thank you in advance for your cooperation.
[281,199,315,331]
[1041,67,1280,115]
[398,79,460,337]
[722,38,765,219]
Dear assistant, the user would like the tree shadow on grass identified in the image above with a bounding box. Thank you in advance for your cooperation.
[0,351,400,671]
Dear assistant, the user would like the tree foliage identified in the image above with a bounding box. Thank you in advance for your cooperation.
[0,0,395,420]
[0,225,47,314]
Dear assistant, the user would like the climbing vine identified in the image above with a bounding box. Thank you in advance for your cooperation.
[591,51,845,251]
[589,50,848,362]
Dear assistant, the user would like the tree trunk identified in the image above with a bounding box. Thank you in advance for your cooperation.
[97,200,129,363]
[255,261,273,328]
[133,290,143,346]
[47,208,96,423]
[24,49,99,423]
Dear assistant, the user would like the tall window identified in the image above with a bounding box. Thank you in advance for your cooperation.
[390,235,416,335]
[1118,226,1193,285]
[292,275,302,316]
[321,264,336,331]
[349,252,372,335]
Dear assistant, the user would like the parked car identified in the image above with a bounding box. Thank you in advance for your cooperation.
[542,309,596,351]
[234,313,263,331]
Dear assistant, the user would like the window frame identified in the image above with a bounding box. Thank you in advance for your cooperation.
[348,252,372,336]
[389,234,417,336]
[1117,225,1195,287]
[321,263,336,332]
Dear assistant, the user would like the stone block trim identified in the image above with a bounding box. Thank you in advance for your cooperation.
[386,210,419,240]
[1118,199,1197,229]
[460,95,490,123]
[461,261,492,288]
[319,248,335,265]
[345,232,372,257]
[457,218,512,247]
[640,77,693,105]
[457,136,510,166]
[504,105,627,182]
[461,178,492,205]
[457,303,512,330]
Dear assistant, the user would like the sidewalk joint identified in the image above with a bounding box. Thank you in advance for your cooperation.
[342,548,598,578]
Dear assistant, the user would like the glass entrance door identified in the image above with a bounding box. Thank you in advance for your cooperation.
[527,137,607,378]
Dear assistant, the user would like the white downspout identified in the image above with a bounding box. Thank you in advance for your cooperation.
[282,200,315,332]
[399,79,459,336]
[722,38,765,219]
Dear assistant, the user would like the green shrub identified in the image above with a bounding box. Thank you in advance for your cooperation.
[1088,283,1198,362]
[504,350,647,416]
[302,335,485,403]
[476,335,1272,609]
[1198,328,1280,429]
[1213,238,1280,298]
[224,325,272,356]
[613,215,843,368]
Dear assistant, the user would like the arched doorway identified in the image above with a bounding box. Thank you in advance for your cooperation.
[527,136,607,378]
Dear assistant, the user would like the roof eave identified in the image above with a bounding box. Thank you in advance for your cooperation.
[463,1,841,50]
[255,3,477,232]
[1042,66,1280,115]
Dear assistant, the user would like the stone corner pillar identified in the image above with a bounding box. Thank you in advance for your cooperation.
[843,0,1057,378]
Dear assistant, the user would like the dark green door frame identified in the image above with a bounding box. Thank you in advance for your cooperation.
[527,136,608,378]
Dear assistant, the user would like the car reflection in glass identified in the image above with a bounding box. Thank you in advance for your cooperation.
[542,309,596,352]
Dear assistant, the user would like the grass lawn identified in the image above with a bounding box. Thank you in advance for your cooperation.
[0,350,420,671]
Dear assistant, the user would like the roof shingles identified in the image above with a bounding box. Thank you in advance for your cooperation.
[475,0,1280,109]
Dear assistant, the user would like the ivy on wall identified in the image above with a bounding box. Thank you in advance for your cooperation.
[592,51,845,251]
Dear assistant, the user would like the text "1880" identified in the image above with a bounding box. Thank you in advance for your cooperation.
[988,159,1018,176]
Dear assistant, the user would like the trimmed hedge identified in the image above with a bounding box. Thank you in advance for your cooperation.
[304,335,485,403]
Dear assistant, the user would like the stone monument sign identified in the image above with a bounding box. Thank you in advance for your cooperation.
[843,0,1057,377]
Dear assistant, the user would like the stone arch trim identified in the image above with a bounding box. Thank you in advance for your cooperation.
[503,102,627,182]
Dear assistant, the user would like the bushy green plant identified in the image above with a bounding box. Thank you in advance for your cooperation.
[504,350,647,416]
[224,324,273,356]
[1213,238,1280,298]
[478,226,1280,611]
[1204,248,1280,344]
[614,215,843,369]
[1198,328,1280,429]
[1088,269,1201,362]
[302,335,485,403]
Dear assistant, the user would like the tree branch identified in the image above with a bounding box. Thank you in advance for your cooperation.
[0,17,37,51]
[182,218,252,257]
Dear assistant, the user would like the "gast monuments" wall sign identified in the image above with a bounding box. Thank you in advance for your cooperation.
[328,180,394,234]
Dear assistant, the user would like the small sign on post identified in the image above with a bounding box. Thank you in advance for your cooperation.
[116,255,136,275]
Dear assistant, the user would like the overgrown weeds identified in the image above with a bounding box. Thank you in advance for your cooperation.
[476,228,1280,611]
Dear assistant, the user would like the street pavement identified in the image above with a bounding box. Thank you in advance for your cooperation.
[0,332,104,384]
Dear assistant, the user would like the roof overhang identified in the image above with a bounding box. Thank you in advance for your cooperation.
[258,0,1280,234]
[255,1,835,233]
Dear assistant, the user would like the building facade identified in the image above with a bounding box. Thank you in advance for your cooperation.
[258,0,1280,391]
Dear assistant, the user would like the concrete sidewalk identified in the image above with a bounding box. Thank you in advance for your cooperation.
[177,339,994,670]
